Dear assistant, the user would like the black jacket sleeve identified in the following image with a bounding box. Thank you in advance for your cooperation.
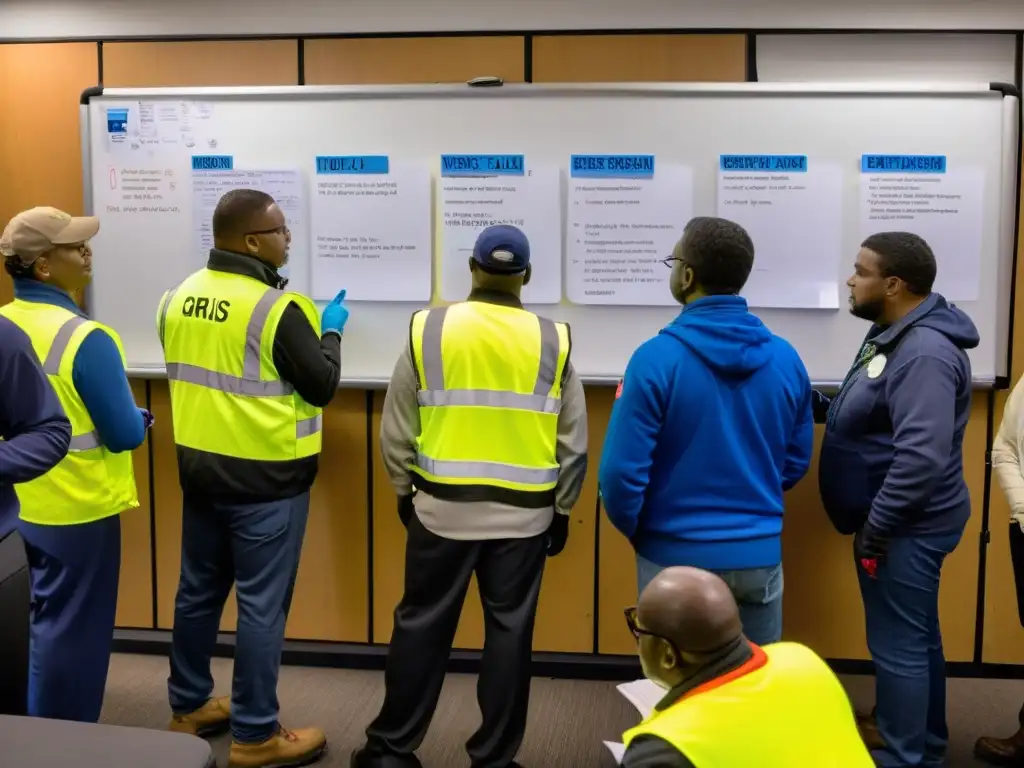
[272,303,341,408]
[622,736,695,768]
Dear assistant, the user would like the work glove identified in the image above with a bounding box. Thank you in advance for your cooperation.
[546,513,569,557]
[139,408,155,430]
[321,289,349,336]
[854,524,889,578]
[397,493,415,529]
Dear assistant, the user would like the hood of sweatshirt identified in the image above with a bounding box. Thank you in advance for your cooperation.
[868,293,980,351]
[659,295,774,377]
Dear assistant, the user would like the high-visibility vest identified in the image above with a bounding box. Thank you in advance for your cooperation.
[157,268,323,461]
[623,643,874,768]
[408,301,570,505]
[0,299,138,525]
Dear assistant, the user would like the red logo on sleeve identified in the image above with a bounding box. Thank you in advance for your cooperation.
[615,379,624,399]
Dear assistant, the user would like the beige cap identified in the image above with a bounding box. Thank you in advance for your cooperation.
[0,206,100,264]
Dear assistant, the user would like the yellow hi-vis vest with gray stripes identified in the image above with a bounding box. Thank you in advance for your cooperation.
[409,301,570,506]
[157,268,323,461]
[0,299,139,526]
[623,643,874,768]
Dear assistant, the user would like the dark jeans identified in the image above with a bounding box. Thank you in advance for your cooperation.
[858,528,964,768]
[168,492,309,744]
[363,514,547,768]
[20,514,121,723]
[637,555,784,646]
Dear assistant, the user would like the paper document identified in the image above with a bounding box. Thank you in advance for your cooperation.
[616,678,663,719]
[604,740,626,764]
[717,154,843,309]
[859,155,983,301]
[438,155,561,305]
[191,168,308,292]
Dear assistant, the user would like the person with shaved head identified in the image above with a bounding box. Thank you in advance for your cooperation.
[620,567,873,767]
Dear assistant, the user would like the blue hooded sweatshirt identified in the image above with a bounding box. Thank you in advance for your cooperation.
[599,295,814,572]
[818,293,979,537]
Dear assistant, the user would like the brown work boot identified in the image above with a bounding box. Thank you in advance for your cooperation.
[169,696,231,738]
[975,701,1024,766]
[229,725,327,768]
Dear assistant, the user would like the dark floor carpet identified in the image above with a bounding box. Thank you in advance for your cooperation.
[100,653,1024,767]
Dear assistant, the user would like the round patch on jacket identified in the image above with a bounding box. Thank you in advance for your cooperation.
[866,354,887,379]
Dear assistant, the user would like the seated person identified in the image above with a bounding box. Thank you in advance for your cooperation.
[620,566,873,767]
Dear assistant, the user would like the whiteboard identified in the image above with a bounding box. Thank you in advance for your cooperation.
[81,82,1018,386]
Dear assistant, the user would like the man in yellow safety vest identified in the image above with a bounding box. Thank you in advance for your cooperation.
[352,224,589,768]
[620,566,874,767]
[158,189,347,768]
[0,206,150,723]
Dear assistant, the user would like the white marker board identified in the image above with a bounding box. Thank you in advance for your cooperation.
[81,82,1017,385]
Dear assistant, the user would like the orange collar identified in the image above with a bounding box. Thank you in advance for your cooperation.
[678,643,769,703]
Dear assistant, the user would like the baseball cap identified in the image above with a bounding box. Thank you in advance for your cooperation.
[0,207,100,264]
[472,224,530,274]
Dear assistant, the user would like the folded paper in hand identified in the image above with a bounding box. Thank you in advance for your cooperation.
[604,679,664,764]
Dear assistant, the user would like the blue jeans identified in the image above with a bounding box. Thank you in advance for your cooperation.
[858,528,963,768]
[636,555,783,645]
[168,492,309,744]
[20,514,121,723]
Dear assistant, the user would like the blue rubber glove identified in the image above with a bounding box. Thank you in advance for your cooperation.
[321,289,349,336]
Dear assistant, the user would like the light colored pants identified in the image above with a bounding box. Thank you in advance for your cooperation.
[636,555,784,646]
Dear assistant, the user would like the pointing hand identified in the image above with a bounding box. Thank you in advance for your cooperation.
[321,289,350,336]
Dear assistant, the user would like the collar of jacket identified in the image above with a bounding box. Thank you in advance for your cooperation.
[13,278,86,318]
[655,635,754,711]
[207,248,287,290]
[866,292,938,348]
[466,288,523,309]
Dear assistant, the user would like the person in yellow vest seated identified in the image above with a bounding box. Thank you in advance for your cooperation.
[353,224,588,768]
[159,188,347,768]
[621,566,874,768]
[0,206,150,723]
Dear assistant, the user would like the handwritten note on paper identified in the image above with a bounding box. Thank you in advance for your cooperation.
[311,156,432,302]
[718,155,843,309]
[191,168,309,290]
[859,155,984,301]
[438,154,561,305]
[566,155,690,307]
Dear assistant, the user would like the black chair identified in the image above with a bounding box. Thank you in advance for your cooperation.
[0,529,30,716]
[0,716,215,767]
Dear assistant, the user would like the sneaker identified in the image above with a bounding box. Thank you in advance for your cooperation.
[229,725,327,768]
[169,696,231,738]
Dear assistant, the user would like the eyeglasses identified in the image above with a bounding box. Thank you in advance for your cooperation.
[624,606,683,659]
[660,256,683,268]
[247,224,289,237]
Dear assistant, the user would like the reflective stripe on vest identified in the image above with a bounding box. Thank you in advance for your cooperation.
[159,281,317,441]
[0,300,139,525]
[43,316,104,453]
[416,306,563,414]
[409,303,569,504]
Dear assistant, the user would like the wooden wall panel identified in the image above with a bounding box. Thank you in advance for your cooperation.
[982,390,1021,663]
[102,41,299,87]
[0,43,98,306]
[116,379,154,628]
[532,34,748,82]
[305,37,525,85]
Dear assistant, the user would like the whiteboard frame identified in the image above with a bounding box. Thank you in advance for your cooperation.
[79,81,1019,388]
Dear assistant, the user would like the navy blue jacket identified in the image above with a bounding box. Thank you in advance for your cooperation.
[818,294,978,537]
[0,316,71,537]
[13,280,146,455]
[600,295,814,571]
